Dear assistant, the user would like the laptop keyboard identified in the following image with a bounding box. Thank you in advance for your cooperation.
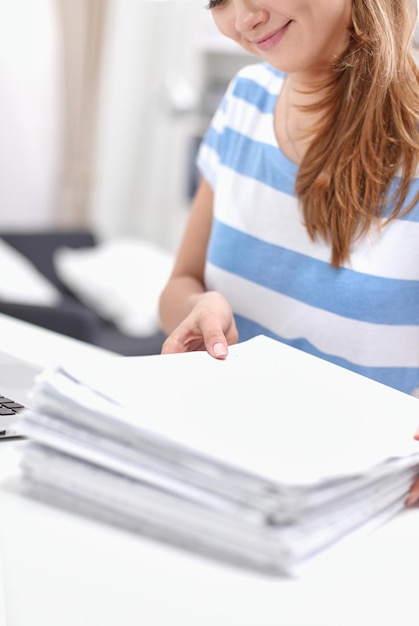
[0,396,25,415]
[0,396,25,437]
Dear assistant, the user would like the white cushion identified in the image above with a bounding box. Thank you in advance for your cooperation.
[0,238,61,305]
[53,237,174,337]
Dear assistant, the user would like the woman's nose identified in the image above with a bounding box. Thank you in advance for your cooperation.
[234,0,267,33]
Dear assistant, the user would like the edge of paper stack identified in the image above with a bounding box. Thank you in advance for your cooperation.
[12,335,419,577]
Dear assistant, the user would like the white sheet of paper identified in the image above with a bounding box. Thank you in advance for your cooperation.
[0,550,6,626]
[30,335,419,485]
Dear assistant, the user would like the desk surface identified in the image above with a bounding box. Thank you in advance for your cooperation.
[1,313,419,626]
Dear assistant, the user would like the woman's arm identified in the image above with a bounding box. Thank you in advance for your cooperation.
[159,177,238,357]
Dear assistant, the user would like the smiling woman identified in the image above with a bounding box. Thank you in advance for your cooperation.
[209,0,352,75]
[159,0,419,509]
[159,0,419,394]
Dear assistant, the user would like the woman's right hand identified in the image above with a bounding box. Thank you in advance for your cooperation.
[161,291,238,359]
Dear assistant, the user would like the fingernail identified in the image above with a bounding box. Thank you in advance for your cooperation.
[213,342,227,357]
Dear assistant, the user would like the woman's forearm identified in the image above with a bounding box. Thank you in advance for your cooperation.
[159,275,206,335]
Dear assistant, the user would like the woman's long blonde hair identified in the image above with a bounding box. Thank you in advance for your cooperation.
[297,0,419,266]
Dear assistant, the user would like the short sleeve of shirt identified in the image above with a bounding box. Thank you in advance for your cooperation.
[196,63,286,191]
[196,73,239,190]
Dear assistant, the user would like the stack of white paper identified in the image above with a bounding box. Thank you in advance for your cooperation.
[0,549,6,626]
[14,336,419,575]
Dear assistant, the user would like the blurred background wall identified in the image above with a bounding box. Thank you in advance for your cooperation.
[90,0,202,251]
[0,0,252,253]
[0,0,61,230]
[0,0,107,232]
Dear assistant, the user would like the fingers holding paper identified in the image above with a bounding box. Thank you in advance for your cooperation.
[406,429,419,506]
[406,478,419,506]
[161,291,238,359]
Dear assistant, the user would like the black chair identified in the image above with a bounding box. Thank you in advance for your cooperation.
[0,230,166,356]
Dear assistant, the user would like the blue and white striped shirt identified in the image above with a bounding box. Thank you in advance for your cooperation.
[197,62,419,395]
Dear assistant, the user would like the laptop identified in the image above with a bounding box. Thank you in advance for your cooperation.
[0,350,43,439]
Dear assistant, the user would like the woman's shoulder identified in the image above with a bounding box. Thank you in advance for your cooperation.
[232,62,285,90]
[223,62,285,115]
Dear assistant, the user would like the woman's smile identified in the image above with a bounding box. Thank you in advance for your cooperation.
[252,21,292,53]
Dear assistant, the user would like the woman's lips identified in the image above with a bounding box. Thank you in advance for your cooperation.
[253,21,291,52]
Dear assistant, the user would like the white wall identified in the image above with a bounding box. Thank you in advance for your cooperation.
[0,0,61,230]
[0,0,238,249]
[0,0,203,247]
[90,0,202,252]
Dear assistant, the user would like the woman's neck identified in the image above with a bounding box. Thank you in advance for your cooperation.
[275,72,331,165]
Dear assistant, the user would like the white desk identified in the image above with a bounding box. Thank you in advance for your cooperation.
[0,313,419,626]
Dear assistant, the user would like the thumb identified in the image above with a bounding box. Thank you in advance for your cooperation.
[210,340,229,359]
[203,331,228,359]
